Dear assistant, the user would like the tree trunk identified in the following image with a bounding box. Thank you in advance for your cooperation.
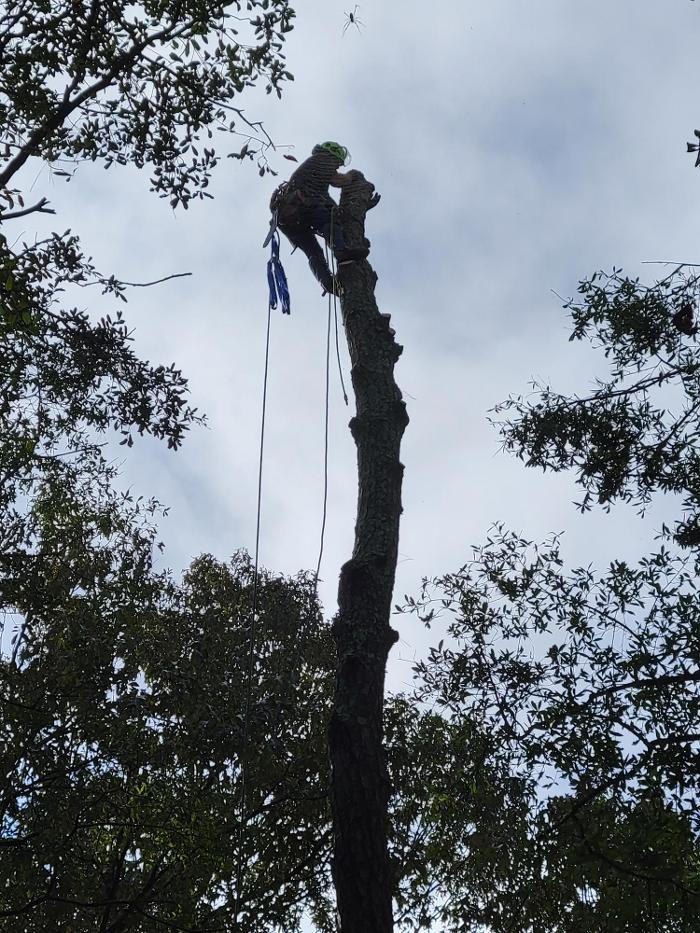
[329,173,408,933]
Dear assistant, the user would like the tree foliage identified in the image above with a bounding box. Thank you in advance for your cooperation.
[407,528,700,930]
[0,222,203,686]
[0,0,294,210]
[401,270,700,930]
[1,540,334,931]
[494,267,700,544]
[386,697,533,932]
[0,0,298,608]
[0,2,321,929]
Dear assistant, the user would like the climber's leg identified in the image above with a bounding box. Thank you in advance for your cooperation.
[279,222,338,295]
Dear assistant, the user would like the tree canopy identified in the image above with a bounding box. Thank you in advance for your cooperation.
[1,0,294,211]
[495,267,700,544]
[1,542,335,930]
[403,270,700,931]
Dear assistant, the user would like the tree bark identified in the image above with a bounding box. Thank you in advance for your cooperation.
[329,172,408,933]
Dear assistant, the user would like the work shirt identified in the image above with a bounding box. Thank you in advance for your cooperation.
[285,149,342,201]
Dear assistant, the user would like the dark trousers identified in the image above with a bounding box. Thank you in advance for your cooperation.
[304,201,346,251]
[278,198,344,293]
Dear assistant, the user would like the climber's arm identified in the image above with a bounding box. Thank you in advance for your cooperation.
[330,170,381,207]
[329,171,355,188]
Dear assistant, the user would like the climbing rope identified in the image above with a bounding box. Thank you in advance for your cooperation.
[245,295,272,747]
[236,229,278,926]
[329,207,349,407]
[328,229,349,407]
[314,211,355,585]
[333,287,349,407]
[315,287,332,587]
[236,199,356,914]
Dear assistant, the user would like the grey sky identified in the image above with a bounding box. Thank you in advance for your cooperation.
[19,0,700,689]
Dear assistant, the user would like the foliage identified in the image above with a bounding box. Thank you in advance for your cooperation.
[392,267,700,930]
[0,2,312,928]
[1,537,334,931]
[0,226,202,632]
[0,227,334,926]
[386,697,533,932]
[0,0,299,660]
[406,527,700,931]
[0,0,295,210]
[494,267,700,544]
[11,5,700,929]
[0,0,299,536]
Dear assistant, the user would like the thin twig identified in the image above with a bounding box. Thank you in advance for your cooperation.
[642,260,700,267]
[83,272,192,288]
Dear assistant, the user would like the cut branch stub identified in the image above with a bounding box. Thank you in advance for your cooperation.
[329,170,408,933]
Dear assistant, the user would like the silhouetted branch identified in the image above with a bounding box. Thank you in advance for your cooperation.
[0,197,56,220]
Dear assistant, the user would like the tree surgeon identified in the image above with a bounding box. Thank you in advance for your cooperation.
[270,141,372,295]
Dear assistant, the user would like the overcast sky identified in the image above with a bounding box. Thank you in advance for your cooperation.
[19,0,700,690]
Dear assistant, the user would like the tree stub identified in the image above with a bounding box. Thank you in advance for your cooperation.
[329,170,408,933]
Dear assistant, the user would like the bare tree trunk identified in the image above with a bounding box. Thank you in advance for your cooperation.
[329,172,408,933]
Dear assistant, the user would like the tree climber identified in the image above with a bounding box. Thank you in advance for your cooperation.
[270,141,370,295]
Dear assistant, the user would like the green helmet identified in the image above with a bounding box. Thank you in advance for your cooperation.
[313,141,351,165]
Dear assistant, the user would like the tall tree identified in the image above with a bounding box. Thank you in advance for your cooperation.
[329,173,408,932]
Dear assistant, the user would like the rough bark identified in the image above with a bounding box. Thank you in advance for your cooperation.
[329,172,408,933]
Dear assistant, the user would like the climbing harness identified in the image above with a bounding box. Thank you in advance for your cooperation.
[264,211,291,315]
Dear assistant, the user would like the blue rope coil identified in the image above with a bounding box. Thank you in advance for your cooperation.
[265,219,290,315]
